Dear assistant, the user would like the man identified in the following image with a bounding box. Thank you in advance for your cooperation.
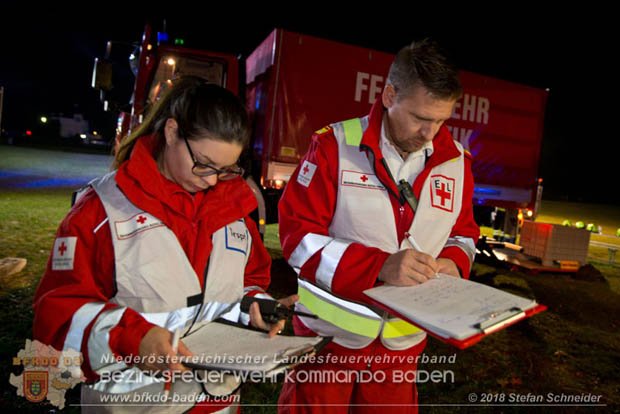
[277,39,480,413]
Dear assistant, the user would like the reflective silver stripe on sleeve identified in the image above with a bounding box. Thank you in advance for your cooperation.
[219,302,242,324]
[63,302,106,353]
[444,236,477,268]
[93,218,108,234]
[87,307,128,374]
[252,293,273,300]
[140,302,234,331]
[288,233,334,273]
[316,239,353,290]
[140,305,198,331]
[243,285,265,295]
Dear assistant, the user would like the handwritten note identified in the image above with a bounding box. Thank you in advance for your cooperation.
[364,274,538,340]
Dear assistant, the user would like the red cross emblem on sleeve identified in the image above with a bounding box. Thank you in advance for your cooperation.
[137,216,147,224]
[52,237,77,270]
[430,175,455,212]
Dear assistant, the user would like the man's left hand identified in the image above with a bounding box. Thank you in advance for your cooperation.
[436,258,460,278]
[250,294,299,338]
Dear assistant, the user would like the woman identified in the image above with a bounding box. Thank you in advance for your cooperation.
[33,77,293,413]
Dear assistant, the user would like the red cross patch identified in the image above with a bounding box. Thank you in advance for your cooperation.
[52,237,77,270]
[430,175,455,212]
[296,160,317,188]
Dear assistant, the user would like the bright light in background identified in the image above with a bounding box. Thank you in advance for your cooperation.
[527,210,533,217]
[40,117,48,124]
[166,58,176,65]
[93,131,98,135]
[80,134,87,139]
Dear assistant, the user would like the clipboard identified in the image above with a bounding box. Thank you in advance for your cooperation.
[180,319,332,376]
[367,297,546,349]
[363,274,547,349]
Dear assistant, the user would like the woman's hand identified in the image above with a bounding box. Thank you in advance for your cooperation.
[136,326,194,373]
[249,294,300,338]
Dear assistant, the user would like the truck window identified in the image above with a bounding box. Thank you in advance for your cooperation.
[147,56,226,105]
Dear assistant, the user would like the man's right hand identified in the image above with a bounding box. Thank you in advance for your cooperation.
[377,249,438,286]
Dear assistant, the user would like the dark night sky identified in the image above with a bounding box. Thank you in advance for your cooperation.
[1,8,617,205]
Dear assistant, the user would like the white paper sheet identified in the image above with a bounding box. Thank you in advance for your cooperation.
[181,322,324,374]
[364,274,538,340]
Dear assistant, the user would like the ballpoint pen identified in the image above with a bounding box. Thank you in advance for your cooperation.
[404,231,422,252]
[404,232,438,278]
[164,328,181,400]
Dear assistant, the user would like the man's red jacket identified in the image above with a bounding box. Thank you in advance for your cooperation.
[279,101,480,305]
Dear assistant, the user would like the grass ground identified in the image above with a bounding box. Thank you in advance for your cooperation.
[1,146,619,412]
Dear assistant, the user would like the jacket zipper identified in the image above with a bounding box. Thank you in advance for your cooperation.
[361,144,411,242]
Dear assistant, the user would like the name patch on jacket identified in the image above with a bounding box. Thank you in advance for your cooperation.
[341,170,385,190]
[297,161,317,188]
[225,220,249,254]
[52,237,77,270]
[430,175,455,212]
[114,213,165,240]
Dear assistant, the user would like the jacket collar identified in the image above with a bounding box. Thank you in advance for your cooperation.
[115,134,256,230]
[361,100,461,166]
[359,99,462,201]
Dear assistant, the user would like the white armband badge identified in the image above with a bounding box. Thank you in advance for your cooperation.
[52,237,77,270]
[297,161,317,188]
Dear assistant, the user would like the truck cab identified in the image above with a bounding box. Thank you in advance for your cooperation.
[92,23,239,149]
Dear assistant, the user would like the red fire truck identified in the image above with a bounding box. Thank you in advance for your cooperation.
[93,25,548,240]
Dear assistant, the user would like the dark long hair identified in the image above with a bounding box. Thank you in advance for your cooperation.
[113,76,249,169]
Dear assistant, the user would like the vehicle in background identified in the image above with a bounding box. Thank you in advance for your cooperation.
[92,25,548,241]
[246,29,548,240]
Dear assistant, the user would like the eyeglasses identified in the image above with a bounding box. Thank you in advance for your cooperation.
[180,130,244,180]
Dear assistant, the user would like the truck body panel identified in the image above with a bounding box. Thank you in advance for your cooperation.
[246,29,548,210]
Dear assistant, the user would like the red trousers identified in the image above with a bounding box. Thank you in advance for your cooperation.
[278,336,426,414]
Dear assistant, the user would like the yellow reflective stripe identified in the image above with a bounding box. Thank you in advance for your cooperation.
[382,319,422,338]
[315,126,331,135]
[342,118,363,147]
[298,286,381,338]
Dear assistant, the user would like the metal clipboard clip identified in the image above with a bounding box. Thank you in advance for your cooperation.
[475,307,526,334]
